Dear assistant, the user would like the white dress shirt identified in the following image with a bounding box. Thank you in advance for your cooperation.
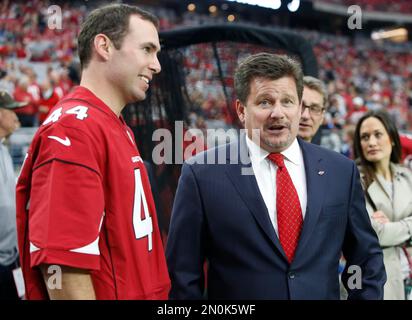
[246,135,307,236]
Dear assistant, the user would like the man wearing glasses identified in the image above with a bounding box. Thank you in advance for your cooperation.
[298,76,328,142]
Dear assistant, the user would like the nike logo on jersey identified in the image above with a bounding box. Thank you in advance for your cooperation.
[48,135,71,146]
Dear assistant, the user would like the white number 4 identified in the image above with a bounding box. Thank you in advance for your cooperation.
[133,169,153,251]
[43,106,89,125]
[65,106,88,120]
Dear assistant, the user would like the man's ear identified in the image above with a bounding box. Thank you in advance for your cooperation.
[320,112,325,122]
[236,99,245,125]
[93,34,112,62]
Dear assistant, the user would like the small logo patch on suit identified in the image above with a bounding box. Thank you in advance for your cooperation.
[318,171,325,176]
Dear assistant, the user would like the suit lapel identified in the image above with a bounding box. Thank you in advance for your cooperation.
[369,177,391,202]
[367,180,389,211]
[225,135,287,260]
[365,164,412,220]
[293,139,325,259]
[391,164,411,218]
[224,136,330,262]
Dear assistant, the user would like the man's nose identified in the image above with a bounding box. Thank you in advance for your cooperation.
[150,55,161,74]
[269,102,285,118]
[301,105,311,120]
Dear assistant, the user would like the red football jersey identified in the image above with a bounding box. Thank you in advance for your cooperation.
[400,133,412,161]
[16,86,170,299]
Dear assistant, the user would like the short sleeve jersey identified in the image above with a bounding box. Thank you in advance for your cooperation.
[16,86,170,299]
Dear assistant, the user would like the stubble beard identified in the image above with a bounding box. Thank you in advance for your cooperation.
[262,132,292,152]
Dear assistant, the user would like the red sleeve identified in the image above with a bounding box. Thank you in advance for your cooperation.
[28,122,105,271]
[29,160,104,270]
[400,135,412,160]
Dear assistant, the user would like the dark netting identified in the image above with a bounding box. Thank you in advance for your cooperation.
[122,24,318,235]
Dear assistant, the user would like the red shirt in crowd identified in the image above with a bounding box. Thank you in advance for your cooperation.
[13,87,37,116]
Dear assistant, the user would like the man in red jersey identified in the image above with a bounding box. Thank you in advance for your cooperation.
[16,4,170,300]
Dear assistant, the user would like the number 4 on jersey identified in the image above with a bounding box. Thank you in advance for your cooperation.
[43,106,89,125]
[66,106,88,120]
[133,169,153,251]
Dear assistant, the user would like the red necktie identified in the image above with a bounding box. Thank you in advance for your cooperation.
[267,153,303,263]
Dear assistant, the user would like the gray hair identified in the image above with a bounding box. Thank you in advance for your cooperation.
[303,75,328,109]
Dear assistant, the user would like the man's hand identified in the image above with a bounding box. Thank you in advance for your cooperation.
[40,264,96,300]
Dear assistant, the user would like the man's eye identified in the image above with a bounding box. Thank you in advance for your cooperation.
[260,100,271,107]
[311,106,322,113]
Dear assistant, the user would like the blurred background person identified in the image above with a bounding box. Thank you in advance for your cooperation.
[37,78,59,124]
[298,75,328,142]
[354,110,412,300]
[400,133,412,168]
[347,96,367,125]
[12,76,38,127]
[0,91,27,300]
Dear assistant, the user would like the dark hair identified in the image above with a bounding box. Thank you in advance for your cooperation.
[353,110,402,189]
[78,4,159,70]
[234,53,303,105]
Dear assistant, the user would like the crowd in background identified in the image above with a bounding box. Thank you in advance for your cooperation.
[1,1,412,162]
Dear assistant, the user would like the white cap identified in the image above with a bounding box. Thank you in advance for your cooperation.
[353,97,364,106]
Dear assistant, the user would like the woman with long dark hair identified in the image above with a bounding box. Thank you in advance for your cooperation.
[354,110,412,300]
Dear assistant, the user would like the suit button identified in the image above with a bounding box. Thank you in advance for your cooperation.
[288,272,296,279]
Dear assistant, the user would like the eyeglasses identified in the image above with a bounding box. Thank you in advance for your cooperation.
[301,104,325,116]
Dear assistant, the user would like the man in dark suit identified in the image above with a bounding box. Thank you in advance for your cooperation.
[166,53,386,299]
